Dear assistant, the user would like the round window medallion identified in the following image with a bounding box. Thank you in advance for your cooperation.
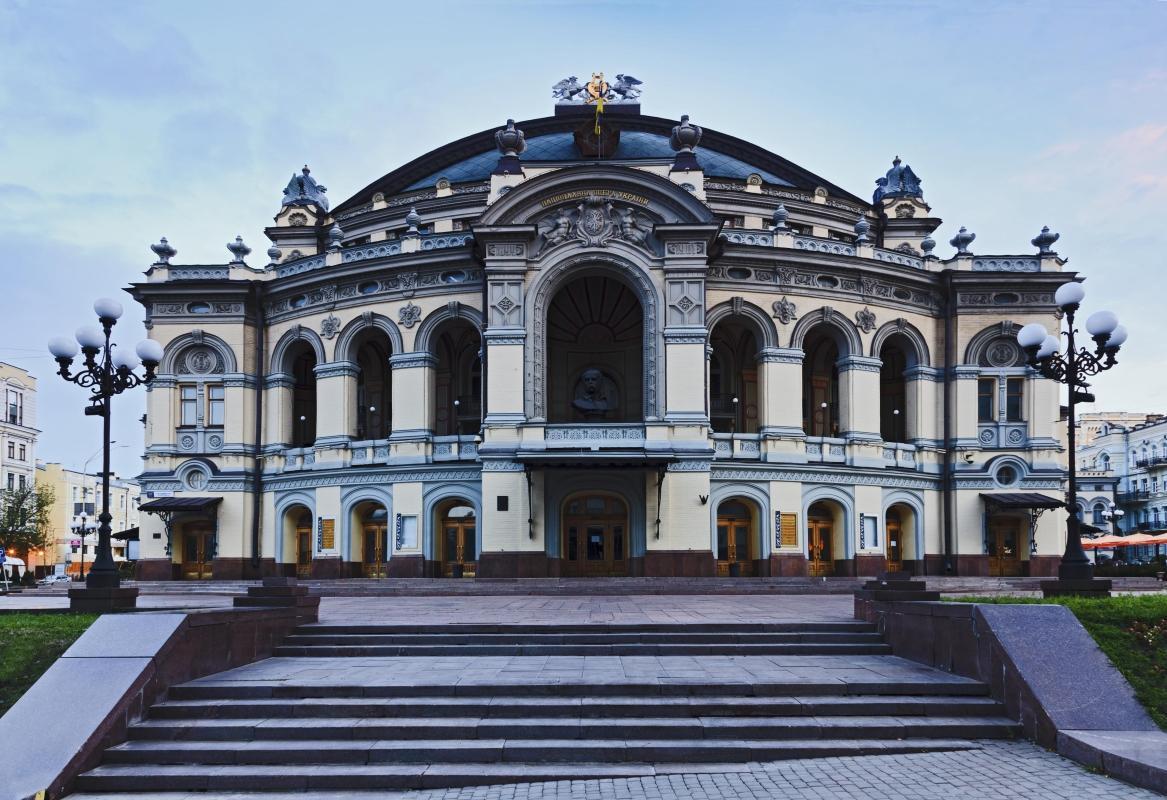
[995,465,1019,487]
[183,468,209,491]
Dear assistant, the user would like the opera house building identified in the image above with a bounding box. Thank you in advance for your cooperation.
[130,76,1072,581]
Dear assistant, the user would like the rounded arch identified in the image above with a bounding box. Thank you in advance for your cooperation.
[789,308,863,356]
[270,325,326,374]
[340,486,394,562]
[478,164,715,227]
[528,250,662,421]
[802,485,855,562]
[870,319,930,366]
[544,471,647,561]
[422,482,482,562]
[708,483,772,559]
[273,490,315,566]
[882,490,926,566]
[160,330,239,374]
[963,321,1023,365]
[334,313,403,362]
[414,304,484,354]
[706,300,779,349]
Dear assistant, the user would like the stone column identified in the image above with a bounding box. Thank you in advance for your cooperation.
[837,355,882,440]
[904,365,943,443]
[312,361,358,447]
[263,374,294,447]
[389,352,436,462]
[758,347,806,462]
[952,365,982,449]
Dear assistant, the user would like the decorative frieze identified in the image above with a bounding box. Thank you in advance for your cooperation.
[972,257,1040,272]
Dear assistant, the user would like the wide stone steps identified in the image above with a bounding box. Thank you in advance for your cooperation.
[148,694,1006,720]
[68,620,1020,795]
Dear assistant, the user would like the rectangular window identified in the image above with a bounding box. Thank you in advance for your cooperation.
[7,391,21,425]
[978,379,995,422]
[207,385,225,426]
[6,473,13,490]
[179,385,198,426]
[18,444,25,461]
[5,442,12,459]
[18,474,25,490]
[1005,378,1025,422]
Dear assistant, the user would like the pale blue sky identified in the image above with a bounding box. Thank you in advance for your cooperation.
[1,0,1164,477]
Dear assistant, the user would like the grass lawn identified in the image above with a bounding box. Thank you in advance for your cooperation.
[952,595,1167,729]
[0,613,97,716]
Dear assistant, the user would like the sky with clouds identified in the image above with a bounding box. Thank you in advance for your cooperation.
[0,0,1164,478]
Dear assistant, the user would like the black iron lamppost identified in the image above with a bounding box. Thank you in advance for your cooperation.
[48,298,162,608]
[1016,281,1127,597]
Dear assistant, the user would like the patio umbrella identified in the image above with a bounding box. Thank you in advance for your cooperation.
[1120,533,1157,545]
[1082,534,1125,549]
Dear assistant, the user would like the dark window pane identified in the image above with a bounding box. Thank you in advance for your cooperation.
[717,525,729,560]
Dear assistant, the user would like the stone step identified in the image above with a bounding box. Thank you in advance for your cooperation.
[270,642,895,657]
[280,631,886,646]
[76,742,982,791]
[168,678,989,701]
[293,621,877,635]
[104,732,1011,766]
[148,694,1006,721]
[126,715,1019,742]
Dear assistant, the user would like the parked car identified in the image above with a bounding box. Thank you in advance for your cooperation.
[37,574,72,586]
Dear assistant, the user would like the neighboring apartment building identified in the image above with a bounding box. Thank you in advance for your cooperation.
[0,363,38,497]
[37,462,141,575]
[1078,415,1167,558]
[1078,412,1162,447]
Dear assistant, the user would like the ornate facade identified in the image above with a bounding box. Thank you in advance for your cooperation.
[131,80,1075,580]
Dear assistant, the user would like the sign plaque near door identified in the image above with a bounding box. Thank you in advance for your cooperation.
[317,517,335,551]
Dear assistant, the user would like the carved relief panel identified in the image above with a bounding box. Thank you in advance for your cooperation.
[488,280,524,328]
[666,279,705,326]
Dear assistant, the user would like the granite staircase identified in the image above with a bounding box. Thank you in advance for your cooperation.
[70,620,1020,794]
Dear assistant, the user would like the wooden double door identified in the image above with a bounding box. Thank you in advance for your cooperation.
[562,493,628,577]
[716,501,757,576]
[181,524,214,580]
[441,515,477,577]
[988,518,1023,576]
[362,523,388,578]
[807,517,834,577]
[885,513,904,573]
[296,527,312,579]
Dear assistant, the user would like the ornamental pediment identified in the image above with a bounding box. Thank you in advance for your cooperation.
[534,194,657,255]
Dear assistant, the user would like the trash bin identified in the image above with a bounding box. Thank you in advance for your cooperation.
[728,562,741,578]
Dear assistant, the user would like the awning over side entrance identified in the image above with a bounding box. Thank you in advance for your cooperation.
[139,497,223,513]
[979,493,1065,510]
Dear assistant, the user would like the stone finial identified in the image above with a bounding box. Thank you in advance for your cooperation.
[150,236,177,265]
[669,115,702,171]
[921,233,937,258]
[495,119,527,158]
[226,235,251,264]
[1032,225,1060,255]
[281,165,330,212]
[873,155,923,203]
[854,217,871,244]
[771,204,789,230]
[949,226,976,255]
[327,223,344,252]
[266,244,282,264]
[404,207,422,237]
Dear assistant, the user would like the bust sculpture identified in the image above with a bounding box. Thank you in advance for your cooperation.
[572,368,618,419]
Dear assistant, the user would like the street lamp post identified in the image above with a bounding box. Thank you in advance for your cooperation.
[48,298,162,610]
[1016,281,1126,597]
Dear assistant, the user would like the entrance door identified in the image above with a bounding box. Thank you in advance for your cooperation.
[180,524,214,579]
[885,511,903,573]
[441,507,477,577]
[362,523,388,578]
[562,493,628,577]
[988,519,1022,577]
[807,517,834,577]
[716,500,756,576]
[296,527,312,579]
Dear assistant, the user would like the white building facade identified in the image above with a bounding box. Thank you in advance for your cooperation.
[1079,416,1167,542]
[129,83,1074,581]
[0,363,38,498]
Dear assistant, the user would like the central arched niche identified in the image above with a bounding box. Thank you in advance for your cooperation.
[547,273,643,422]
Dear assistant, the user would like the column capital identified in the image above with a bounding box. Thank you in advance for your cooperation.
[758,347,805,364]
[836,355,882,373]
[390,351,438,369]
[313,360,359,379]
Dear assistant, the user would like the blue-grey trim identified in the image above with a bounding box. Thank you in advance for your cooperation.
[159,331,240,374]
[869,319,931,366]
[339,485,393,562]
[706,300,779,349]
[221,373,259,388]
[273,490,317,561]
[802,485,856,561]
[837,355,883,373]
[904,365,944,382]
[483,327,527,344]
[264,373,295,390]
[881,490,926,561]
[707,483,772,559]
[663,326,710,345]
[422,482,482,561]
[414,304,484,353]
[788,307,863,356]
[484,412,527,426]
[334,313,404,362]
[390,352,437,369]
[757,347,804,365]
[314,361,359,379]
[270,326,326,373]
[663,411,709,424]
[760,425,807,439]
[953,365,982,380]
[313,435,352,448]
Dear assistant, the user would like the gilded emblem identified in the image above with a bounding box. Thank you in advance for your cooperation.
[585,72,609,104]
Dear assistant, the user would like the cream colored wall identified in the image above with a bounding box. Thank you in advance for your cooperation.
[485,344,523,416]
[480,470,538,553]
[655,469,711,552]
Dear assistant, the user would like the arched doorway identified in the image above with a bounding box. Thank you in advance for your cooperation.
[436,499,477,577]
[287,342,317,448]
[988,515,1025,576]
[709,321,759,434]
[807,500,845,577]
[432,320,481,436]
[547,275,643,423]
[179,521,214,580]
[884,502,920,575]
[282,505,313,579]
[715,498,760,576]
[561,492,629,576]
[353,330,392,440]
[354,502,389,578]
[802,331,841,437]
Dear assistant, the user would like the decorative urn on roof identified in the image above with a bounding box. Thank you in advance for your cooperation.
[150,237,177,265]
[669,114,702,172]
[949,226,976,255]
[226,235,251,264]
[1032,225,1060,255]
[282,165,330,212]
[494,119,527,175]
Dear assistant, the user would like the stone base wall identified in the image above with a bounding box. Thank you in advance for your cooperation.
[770,554,808,576]
[643,550,715,577]
[385,554,424,578]
[477,552,550,578]
[854,555,886,577]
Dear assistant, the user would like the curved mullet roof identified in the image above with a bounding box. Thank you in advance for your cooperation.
[334,114,868,214]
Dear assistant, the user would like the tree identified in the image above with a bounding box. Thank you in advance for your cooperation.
[0,483,55,560]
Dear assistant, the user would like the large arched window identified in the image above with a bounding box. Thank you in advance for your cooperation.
[432,320,481,436]
[708,320,759,434]
[879,342,908,443]
[353,330,392,440]
[288,342,317,448]
[802,331,840,437]
[547,274,643,423]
